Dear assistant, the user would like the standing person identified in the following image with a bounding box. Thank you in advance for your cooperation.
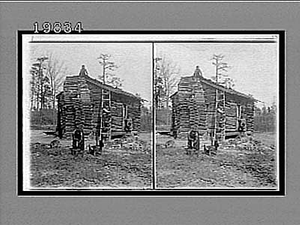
[187,129,200,156]
[79,64,88,76]
[193,66,203,78]
[72,125,85,155]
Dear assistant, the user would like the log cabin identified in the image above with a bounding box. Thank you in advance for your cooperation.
[56,66,142,140]
[170,68,256,140]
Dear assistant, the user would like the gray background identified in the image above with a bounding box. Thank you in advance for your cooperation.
[0,2,298,225]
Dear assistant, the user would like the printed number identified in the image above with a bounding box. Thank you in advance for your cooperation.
[64,22,72,33]
[53,22,62,33]
[42,22,51,33]
[33,22,83,33]
[74,22,83,33]
[33,22,39,33]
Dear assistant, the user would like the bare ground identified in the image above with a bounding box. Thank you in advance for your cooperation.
[30,131,152,189]
[156,132,277,189]
[29,130,277,189]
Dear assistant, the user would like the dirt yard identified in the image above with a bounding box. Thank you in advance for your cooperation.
[156,132,277,189]
[29,130,277,189]
[30,130,152,189]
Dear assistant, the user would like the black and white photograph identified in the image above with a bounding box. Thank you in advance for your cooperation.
[19,31,284,195]
[154,34,284,190]
[21,34,153,191]
[4,1,299,224]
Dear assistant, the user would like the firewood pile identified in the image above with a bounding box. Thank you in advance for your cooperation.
[104,135,150,153]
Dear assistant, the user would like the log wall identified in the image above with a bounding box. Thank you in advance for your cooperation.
[171,76,255,137]
[57,75,142,138]
[112,92,141,132]
[172,76,207,136]
[241,103,255,132]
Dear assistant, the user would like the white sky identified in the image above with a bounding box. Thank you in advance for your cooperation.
[27,34,279,107]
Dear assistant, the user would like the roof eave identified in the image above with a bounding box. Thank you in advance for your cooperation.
[177,75,258,102]
[199,77,257,102]
[65,74,142,101]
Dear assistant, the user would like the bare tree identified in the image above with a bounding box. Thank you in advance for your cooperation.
[154,57,163,108]
[40,75,52,109]
[106,74,123,88]
[30,66,39,110]
[45,52,68,124]
[156,56,180,108]
[31,56,48,111]
[211,54,234,88]
[97,53,122,87]
[29,46,40,110]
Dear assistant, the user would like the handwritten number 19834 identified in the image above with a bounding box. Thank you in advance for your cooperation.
[33,22,83,34]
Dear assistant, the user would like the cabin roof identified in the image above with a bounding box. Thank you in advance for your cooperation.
[64,74,143,101]
[171,75,257,102]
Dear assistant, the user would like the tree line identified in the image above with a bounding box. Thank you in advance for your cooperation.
[30,53,67,111]
[29,52,144,126]
[30,52,125,114]
[254,104,277,132]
